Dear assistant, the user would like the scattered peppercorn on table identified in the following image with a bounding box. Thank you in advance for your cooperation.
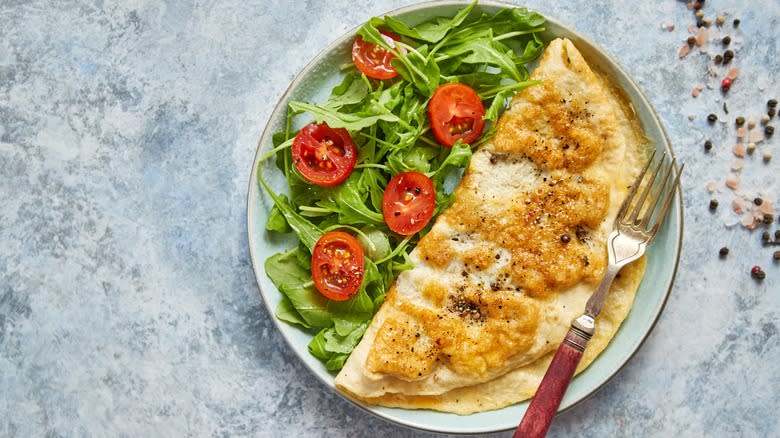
[1,0,778,436]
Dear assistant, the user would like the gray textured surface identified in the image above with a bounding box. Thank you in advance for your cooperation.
[1,1,779,437]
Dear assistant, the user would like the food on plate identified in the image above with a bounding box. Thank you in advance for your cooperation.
[334,38,648,414]
[428,82,486,147]
[260,3,547,372]
[381,171,436,236]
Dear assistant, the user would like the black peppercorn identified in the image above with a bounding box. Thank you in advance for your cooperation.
[775,230,780,240]
[769,99,779,108]
[704,140,713,151]
[774,251,780,261]
[754,197,764,206]
[733,18,740,27]
[736,116,745,126]
[764,214,775,225]
[723,49,734,63]
[766,126,775,137]
[708,113,718,123]
[696,18,705,28]
[763,231,772,243]
[714,54,723,64]
[687,36,696,46]
[769,108,777,118]
[722,36,731,45]
[709,199,719,210]
[561,234,570,244]
[719,247,729,257]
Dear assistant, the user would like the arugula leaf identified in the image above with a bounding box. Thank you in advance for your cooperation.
[381,1,477,43]
[325,71,369,109]
[289,101,400,131]
[275,295,311,329]
[442,39,523,81]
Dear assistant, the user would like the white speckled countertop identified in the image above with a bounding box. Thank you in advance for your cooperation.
[1,1,778,436]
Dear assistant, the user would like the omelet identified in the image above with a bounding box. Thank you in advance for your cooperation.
[334,38,648,414]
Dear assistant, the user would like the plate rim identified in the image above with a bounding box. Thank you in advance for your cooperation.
[246,0,684,434]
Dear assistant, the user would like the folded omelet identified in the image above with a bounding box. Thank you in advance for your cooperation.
[335,38,647,414]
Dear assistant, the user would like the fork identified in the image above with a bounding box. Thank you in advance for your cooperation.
[514,152,683,438]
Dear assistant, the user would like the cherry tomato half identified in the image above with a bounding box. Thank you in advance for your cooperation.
[382,172,436,236]
[352,31,400,80]
[291,122,357,187]
[311,231,365,301]
[428,82,486,147]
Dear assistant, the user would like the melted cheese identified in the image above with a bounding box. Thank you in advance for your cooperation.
[335,38,648,414]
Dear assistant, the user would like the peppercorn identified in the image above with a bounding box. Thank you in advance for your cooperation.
[714,54,723,64]
[719,247,729,257]
[762,115,771,125]
[561,234,570,243]
[769,99,778,108]
[748,119,757,129]
[722,36,731,45]
[774,251,780,261]
[763,231,772,243]
[733,18,741,27]
[687,36,696,46]
[775,230,780,240]
[721,78,732,92]
[704,140,713,151]
[764,151,773,162]
[736,116,745,126]
[696,18,705,28]
[765,214,775,225]
[769,108,777,118]
[766,125,775,137]
[723,49,734,63]
[709,199,719,210]
[754,197,764,206]
[708,113,718,123]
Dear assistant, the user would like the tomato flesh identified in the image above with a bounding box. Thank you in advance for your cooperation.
[291,122,357,187]
[352,31,400,80]
[428,82,486,147]
[311,231,365,301]
[382,172,436,235]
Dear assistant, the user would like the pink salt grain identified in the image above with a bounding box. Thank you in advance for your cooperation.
[726,177,740,189]
[731,159,744,170]
[760,200,774,215]
[679,44,691,59]
[706,181,717,192]
[737,127,747,138]
[692,87,701,97]
[695,27,708,46]
[733,144,746,157]
[727,68,740,80]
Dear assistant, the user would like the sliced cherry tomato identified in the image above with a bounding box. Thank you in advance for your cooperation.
[352,31,400,80]
[382,172,436,236]
[428,82,486,147]
[311,231,365,301]
[291,122,357,187]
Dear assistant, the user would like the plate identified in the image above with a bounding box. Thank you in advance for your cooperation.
[247,1,683,434]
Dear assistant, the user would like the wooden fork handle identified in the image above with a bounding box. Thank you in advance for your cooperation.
[514,324,592,438]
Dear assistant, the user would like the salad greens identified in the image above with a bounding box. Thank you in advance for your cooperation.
[258,1,546,371]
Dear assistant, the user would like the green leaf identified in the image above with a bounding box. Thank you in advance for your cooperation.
[382,1,477,43]
[265,250,335,328]
[275,295,311,329]
[265,204,291,233]
[289,101,400,131]
[433,141,472,179]
[356,226,391,261]
[318,174,384,225]
[325,71,369,109]
[443,39,523,81]
[327,288,374,322]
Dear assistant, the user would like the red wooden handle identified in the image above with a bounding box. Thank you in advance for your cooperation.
[514,328,589,438]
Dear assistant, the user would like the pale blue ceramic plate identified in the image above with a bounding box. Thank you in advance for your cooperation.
[247,1,683,434]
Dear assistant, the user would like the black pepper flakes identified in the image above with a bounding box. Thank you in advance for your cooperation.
[704,140,713,151]
[709,199,719,210]
[719,246,729,257]
[708,113,718,123]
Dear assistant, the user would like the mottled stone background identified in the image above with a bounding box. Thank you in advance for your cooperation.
[1,0,778,437]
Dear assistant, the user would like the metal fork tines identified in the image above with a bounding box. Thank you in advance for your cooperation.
[582,151,683,322]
